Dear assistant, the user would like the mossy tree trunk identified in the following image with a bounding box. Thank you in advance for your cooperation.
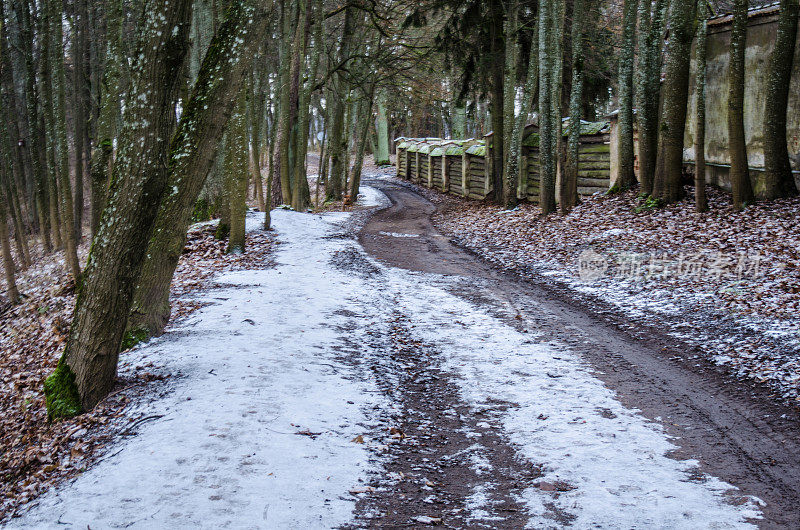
[652,0,696,204]
[374,91,390,165]
[538,0,557,214]
[89,0,125,239]
[489,0,505,204]
[763,0,799,199]
[291,0,321,211]
[227,90,249,254]
[636,0,667,196]
[616,0,639,190]
[561,0,585,213]
[727,0,755,209]
[49,0,81,282]
[326,6,354,201]
[127,0,273,340]
[694,6,708,212]
[505,18,538,209]
[45,0,193,417]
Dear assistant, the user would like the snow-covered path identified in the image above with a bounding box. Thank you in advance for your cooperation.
[10,187,762,528]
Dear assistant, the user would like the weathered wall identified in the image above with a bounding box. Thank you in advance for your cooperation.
[684,12,800,194]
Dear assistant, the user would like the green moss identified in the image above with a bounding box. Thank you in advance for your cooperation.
[44,361,82,420]
[215,222,230,240]
[191,198,212,222]
[634,195,664,213]
[121,327,150,351]
[606,184,621,195]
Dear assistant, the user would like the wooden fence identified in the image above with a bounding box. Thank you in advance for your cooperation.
[396,120,611,202]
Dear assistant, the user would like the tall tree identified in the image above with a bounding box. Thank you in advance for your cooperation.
[762,0,799,199]
[727,0,754,209]
[652,0,696,203]
[127,0,273,339]
[44,0,193,417]
[561,0,585,213]
[226,90,249,254]
[694,3,708,212]
[538,0,557,214]
[50,0,81,281]
[636,0,668,195]
[616,0,639,190]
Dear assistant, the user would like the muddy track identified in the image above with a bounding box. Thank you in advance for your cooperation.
[356,177,800,529]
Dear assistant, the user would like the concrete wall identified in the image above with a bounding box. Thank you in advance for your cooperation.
[684,12,800,195]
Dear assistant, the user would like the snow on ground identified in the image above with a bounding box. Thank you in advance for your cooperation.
[10,187,762,528]
[9,210,387,529]
[388,273,763,526]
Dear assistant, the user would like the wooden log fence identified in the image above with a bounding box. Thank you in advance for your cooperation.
[395,120,611,202]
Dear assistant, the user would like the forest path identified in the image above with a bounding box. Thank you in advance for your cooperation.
[5,181,794,529]
[356,175,800,528]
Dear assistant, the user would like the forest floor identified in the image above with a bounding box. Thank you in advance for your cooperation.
[4,165,800,528]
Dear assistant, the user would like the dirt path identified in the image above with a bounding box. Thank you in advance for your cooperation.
[357,177,800,529]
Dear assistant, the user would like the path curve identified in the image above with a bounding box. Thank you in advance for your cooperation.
[359,176,800,529]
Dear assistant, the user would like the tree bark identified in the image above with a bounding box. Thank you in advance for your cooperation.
[127,0,273,339]
[616,0,639,190]
[538,0,557,214]
[763,0,799,199]
[652,0,695,204]
[562,0,585,213]
[489,0,505,204]
[45,0,193,417]
[0,167,20,304]
[728,0,755,209]
[695,7,708,212]
[326,6,354,201]
[50,0,81,281]
[227,90,249,254]
[636,0,667,195]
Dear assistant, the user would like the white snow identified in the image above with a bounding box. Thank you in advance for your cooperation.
[12,186,763,528]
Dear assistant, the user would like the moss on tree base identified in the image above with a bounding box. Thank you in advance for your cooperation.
[121,327,150,351]
[44,361,82,419]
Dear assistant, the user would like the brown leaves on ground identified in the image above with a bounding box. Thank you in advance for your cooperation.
[0,217,275,521]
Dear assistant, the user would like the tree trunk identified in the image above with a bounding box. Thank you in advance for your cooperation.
[349,90,375,199]
[616,0,639,190]
[489,0,505,204]
[636,0,667,195]
[651,0,695,204]
[50,0,81,281]
[89,0,125,239]
[326,6,354,201]
[126,0,273,339]
[0,170,20,304]
[763,0,799,199]
[374,91,390,165]
[72,0,91,241]
[561,0,585,213]
[538,0,557,214]
[728,0,755,209]
[45,0,192,417]
[227,90,249,254]
[291,0,319,211]
[505,19,538,209]
[695,7,708,212]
